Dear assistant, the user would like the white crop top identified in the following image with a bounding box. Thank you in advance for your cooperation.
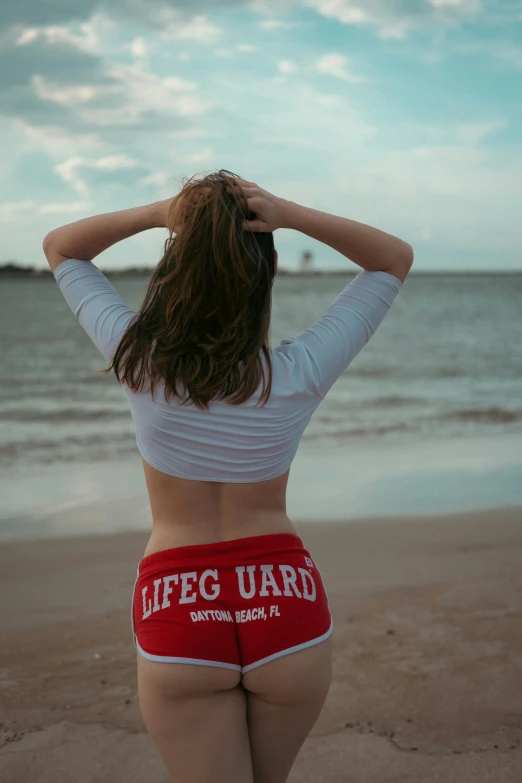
[54,259,402,482]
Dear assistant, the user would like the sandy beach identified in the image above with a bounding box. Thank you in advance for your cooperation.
[1,506,521,782]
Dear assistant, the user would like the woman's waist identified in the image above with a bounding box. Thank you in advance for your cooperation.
[143,511,297,559]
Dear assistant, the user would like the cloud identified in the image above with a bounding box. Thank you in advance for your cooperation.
[92,154,139,171]
[278,60,298,74]
[252,81,378,147]
[55,157,90,199]
[250,0,296,16]
[303,0,483,38]
[257,19,300,29]
[252,133,317,149]
[0,27,211,154]
[11,119,103,157]
[129,37,148,58]
[32,75,99,106]
[0,200,38,221]
[429,0,479,8]
[453,39,522,70]
[13,19,104,55]
[138,171,173,188]
[315,53,366,83]
[450,120,508,144]
[0,34,114,136]
[39,200,90,215]
[162,76,197,92]
[50,153,149,204]
[0,8,222,145]
[0,0,246,30]
[174,146,215,165]
[161,14,223,42]
[412,119,508,145]
[168,127,210,140]
[0,197,90,221]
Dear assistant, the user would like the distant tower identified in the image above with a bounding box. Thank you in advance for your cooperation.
[300,250,313,273]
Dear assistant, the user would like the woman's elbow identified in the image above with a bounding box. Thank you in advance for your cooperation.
[402,243,414,266]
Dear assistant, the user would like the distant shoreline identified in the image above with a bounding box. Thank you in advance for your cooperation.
[1,263,520,278]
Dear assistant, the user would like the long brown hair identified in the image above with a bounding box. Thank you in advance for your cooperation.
[106,170,275,409]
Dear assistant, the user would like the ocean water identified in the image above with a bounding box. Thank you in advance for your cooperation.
[1,272,521,538]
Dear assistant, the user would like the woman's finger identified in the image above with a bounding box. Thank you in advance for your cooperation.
[227,183,256,195]
[244,217,267,230]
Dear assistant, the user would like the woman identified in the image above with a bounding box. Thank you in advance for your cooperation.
[43,170,413,782]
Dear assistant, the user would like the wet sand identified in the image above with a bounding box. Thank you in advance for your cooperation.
[1,506,521,782]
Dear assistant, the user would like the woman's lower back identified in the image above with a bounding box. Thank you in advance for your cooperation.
[141,459,297,557]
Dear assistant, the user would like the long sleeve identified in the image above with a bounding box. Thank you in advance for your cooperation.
[288,269,403,398]
[53,258,136,362]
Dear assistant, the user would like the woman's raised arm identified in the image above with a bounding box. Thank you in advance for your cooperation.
[42,199,171,271]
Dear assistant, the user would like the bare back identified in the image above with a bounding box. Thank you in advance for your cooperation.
[141,460,295,557]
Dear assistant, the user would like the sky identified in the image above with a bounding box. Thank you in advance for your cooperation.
[1,0,521,272]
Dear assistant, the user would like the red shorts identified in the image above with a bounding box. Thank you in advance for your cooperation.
[131,533,333,674]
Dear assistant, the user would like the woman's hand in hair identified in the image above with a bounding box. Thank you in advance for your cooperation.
[227,179,292,233]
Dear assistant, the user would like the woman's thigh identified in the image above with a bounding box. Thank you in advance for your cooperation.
[242,636,333,783]
[137,655,253,783]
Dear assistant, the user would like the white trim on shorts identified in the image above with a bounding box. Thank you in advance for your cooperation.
[241,615,334,674]
[130,564,140,649]
[135,639,242,672]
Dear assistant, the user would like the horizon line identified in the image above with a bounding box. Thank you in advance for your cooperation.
[0,263,521,276]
